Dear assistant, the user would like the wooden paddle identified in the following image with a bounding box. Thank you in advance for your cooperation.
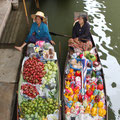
[49,32,71,60]
[49,32,72,38]
[35,0,40,9]
[23,0,30,29]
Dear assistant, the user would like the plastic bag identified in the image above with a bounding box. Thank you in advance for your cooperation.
[26,43,36,56]
[47,110,59,120]
[36,41,45,48]
[90,47,97,55]
[43,43,53,50]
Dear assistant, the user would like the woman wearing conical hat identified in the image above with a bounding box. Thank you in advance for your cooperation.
[15,11,55,51]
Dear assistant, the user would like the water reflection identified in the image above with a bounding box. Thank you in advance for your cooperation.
[82,0,120,119]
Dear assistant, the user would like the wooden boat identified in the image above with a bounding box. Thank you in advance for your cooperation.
[17,39,61,120]
[62,12,108,120]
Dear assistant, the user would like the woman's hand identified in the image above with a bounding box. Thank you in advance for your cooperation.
[50,40,56,45]
[32,32,36,36]
[74,38,79,41]
[74,38,79,44]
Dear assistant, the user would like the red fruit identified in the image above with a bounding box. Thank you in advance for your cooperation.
[79,94,83,102]
[80,54,83,58]
[28,93,31,96]
[91,84,95,91]
[35,75,38,78]
[37,72,39,75]
[21,86,24,89]
[86,89,93,97]
[21,84,39,98]
[94,95,101,102]
[23,57,45,84]
[75,71,81,76]
[97,84,104,90]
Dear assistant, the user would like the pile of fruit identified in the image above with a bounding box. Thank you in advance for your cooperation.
[21,84,39,98]
[20,97,58,119]
[41,61,58,89]
[18,43,59,120]
[64,51,107,119]
[84,51,97,62]
[23,57,46,84]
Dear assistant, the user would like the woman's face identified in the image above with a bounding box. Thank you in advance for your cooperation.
[35,16,42,24]
[79,17,84,25]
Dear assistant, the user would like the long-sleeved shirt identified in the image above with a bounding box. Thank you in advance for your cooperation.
[72,21,91,41]
[25,22,52,43]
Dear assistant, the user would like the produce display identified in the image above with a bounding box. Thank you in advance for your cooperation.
[20,97,58,119]
[23,57,46,84]
[43,48,56,60]
[21,84,39,98]
[64,48,107,120]
[18,42,60,120]
[84,51,97,62]
[41,61,58,89]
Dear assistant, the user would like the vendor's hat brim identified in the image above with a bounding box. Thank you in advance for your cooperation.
[31,11,47,22]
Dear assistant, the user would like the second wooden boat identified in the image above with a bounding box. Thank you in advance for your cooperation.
[62,12,108,120]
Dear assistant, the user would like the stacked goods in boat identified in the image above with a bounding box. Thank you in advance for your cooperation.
[63,47,107,120]
[17,42,61,120]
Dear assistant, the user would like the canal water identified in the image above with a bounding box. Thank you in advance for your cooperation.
[13,0,120,119]
[82,0,120,120]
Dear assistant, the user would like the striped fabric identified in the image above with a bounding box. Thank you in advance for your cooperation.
[83,58,88,85]
[81,58,88,96]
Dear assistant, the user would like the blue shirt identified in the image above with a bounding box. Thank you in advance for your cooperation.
[25,22,52,42]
